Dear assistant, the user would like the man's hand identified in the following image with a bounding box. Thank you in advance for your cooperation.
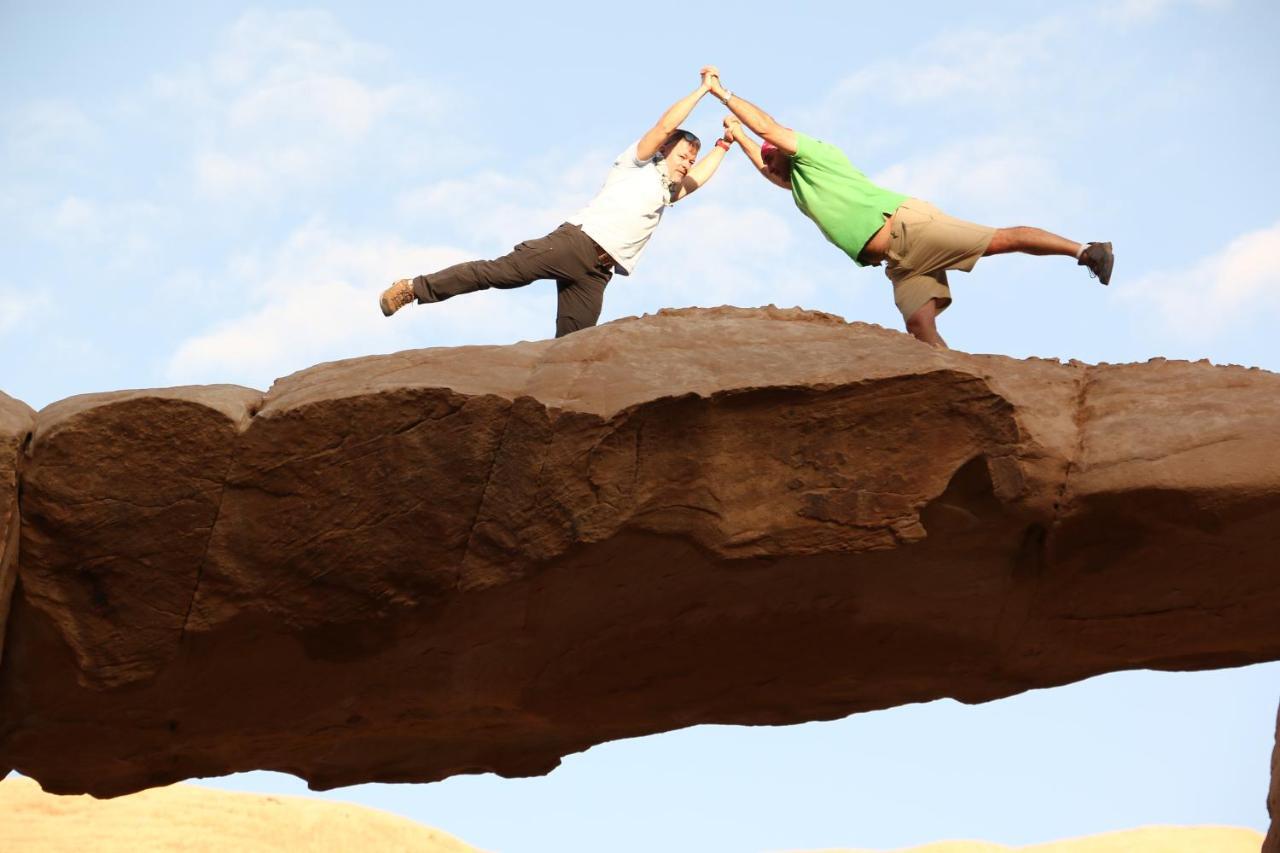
[700,65,726,98]
[723,115,743,140]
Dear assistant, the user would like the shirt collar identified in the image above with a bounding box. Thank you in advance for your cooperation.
[653,153,677,201]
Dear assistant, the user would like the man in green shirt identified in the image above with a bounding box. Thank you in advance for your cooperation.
[702,68,1113,348]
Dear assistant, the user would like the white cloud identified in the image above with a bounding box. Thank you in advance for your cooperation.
[151,10,448,201]
[209,9,383,86]
[165,221,545,388]
[51,196,99,235]
[194,151,268,198]
[396,159,601,250]
[0,286,52,337]
[228,75,391,137]
[34,196,168,268]
[873,136,1065,222]
[812,18,1066,115]
[2,99,99,171]
[1122,220,1280,338]
[398,171,561,245]
[816,0,1227,118]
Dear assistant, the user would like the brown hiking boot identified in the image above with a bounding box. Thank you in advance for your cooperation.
[380,278,416,316]
[1078,242,1113,286]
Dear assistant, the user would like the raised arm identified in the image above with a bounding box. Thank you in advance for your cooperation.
[700,66,799,155]
[672,128,734,202]
[725,116,792,190]
[635,70,718,161]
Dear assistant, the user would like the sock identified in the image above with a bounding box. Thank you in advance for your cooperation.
[1075,243,1090,260]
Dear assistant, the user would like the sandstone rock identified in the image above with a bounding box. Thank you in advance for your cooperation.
[1,307,1278,797]
[0,391,35,671]
[16,385,261,688]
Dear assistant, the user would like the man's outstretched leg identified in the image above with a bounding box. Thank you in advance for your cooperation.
[376,225,563,315]
[985,227,1114,284]
[380,223,586,318]
[381,222,616,340]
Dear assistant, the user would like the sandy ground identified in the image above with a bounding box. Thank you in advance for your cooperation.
[796,825,1264,853]
[0,776,485,852]
[2,775,1262,853]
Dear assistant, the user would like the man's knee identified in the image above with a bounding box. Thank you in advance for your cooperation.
[905,303,936,336]
[904,298,948,346]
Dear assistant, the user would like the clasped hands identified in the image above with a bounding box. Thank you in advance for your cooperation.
[699,65,741,145]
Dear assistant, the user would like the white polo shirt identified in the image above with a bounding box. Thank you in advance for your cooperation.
[567,142,675,276]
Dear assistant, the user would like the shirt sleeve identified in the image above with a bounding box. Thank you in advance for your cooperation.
[791,133,849,177]
[624,142,648,168]
[792,132,816,164]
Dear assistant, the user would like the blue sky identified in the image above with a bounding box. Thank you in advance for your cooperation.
[2,1,1278,850]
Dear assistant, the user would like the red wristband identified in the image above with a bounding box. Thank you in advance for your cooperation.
[715,139,732,151]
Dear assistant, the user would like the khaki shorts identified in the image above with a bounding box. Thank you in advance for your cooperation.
[884,198,996,321]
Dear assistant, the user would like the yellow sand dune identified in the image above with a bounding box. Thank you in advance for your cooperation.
[0,776,486,852]
[796,825,1263,853]
[2,775,1262,853]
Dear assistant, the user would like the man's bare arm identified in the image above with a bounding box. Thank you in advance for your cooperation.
[725,117,792,190]
[673,133,733,201]
[700,67,799,155]
[636,69,721,161]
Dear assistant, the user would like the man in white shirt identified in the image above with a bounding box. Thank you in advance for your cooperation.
[380,69,735,338]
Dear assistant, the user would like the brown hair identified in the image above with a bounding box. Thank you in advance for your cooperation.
[662,128,701,151]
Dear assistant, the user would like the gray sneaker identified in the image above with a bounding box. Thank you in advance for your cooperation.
[380,279,416,316]
[1078,242,1113,286]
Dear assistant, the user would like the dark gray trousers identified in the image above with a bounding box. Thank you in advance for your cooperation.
[411,222,614,339]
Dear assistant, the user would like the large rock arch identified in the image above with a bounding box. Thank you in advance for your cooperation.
[0,308,1276,839]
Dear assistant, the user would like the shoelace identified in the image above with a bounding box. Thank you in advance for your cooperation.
[1080,246,1100,280]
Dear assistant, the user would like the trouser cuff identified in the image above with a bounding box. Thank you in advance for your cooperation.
[412,275,435,303]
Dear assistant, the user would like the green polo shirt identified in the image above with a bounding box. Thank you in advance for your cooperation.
[790,133,907,266]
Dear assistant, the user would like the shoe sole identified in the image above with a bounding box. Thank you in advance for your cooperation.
[1097,242,1113,286]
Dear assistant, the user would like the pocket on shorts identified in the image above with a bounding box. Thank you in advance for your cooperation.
[890,201,931,253]
[889,202,930,270]
[888,219,907,266]
[894,200,951,273]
